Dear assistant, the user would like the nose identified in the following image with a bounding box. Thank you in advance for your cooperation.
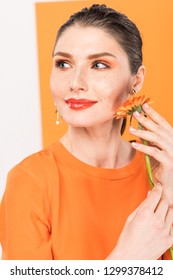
[69,66,88,93]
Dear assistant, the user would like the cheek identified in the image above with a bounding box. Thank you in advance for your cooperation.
[50,71,63,99]
[103,78,130,109]
[98,76,122,98]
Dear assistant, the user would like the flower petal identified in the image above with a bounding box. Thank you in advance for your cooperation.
[115,94,154,119]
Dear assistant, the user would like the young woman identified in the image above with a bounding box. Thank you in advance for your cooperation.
[0,4,173,260]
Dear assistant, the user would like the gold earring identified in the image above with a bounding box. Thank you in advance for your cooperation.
[54,104,61,125]
[131,89,137,95]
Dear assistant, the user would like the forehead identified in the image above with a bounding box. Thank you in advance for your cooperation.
[54,25,126,57]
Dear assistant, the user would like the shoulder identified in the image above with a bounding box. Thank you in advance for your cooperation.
[9,142,57,175]
[6,142,60,194]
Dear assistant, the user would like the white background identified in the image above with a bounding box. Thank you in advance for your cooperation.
[0,0,43,201]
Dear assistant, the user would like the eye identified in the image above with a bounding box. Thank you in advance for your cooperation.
[55,60,71,69]
[92,61,109,69]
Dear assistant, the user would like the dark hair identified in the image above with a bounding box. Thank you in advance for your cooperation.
[53,4,143,74]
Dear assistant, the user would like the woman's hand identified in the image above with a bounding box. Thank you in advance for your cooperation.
[129,103,173,207]
[107,183,173,260]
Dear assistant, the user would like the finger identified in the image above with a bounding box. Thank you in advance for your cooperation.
[166,209,173,245]
[168,227,173,249]
[155,198,169,223]
[142,103,173,133]
[170,227,173,239]
[143,182,162,212]
[133,110,158,132]
[129,127,173,154]
[133,111,173,149]
[131,141,168,165]
[165,208,173,230]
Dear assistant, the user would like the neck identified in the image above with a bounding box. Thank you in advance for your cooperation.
[60,119,133,168]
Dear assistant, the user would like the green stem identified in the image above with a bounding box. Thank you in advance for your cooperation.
[138,122,173,260]
[138,123,154,189]
[170,247,173,260]
[143,142,154,189]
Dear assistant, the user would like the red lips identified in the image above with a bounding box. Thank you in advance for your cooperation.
[65,98,98,110]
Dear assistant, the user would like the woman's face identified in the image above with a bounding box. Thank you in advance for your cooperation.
[50,26,136,127]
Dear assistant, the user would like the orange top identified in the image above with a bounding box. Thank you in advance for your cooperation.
[0,141,171,259]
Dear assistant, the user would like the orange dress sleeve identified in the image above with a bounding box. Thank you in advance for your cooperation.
[0,149,59,260]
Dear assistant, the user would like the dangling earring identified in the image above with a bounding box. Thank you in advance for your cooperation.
[54,104,61,125]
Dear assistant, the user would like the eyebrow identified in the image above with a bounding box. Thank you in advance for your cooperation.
[53,51,117,60]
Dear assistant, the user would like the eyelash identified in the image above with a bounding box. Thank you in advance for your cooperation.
[92,61,110,69]
[54,59,110,70]
[55,60,70,69]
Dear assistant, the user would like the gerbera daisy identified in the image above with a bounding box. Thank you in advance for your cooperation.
[116,94,153,120]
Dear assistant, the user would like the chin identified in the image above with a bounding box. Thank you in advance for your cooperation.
[65,117,111,128]
[62,110,113,128]
[67,121,95,128]
[62,113,93,127]
[63,116,91,127]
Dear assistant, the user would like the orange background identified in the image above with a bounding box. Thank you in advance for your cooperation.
[35,0,173,147]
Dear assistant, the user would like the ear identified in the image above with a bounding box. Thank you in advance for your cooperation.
[131,65,146,92]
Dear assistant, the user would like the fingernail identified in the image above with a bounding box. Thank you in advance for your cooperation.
[129,126,137,132]
[131,142,139,147]
[134,111,141,117]
[143,103,150,109]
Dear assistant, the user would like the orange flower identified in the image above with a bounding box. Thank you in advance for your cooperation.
[116,95,153,119]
